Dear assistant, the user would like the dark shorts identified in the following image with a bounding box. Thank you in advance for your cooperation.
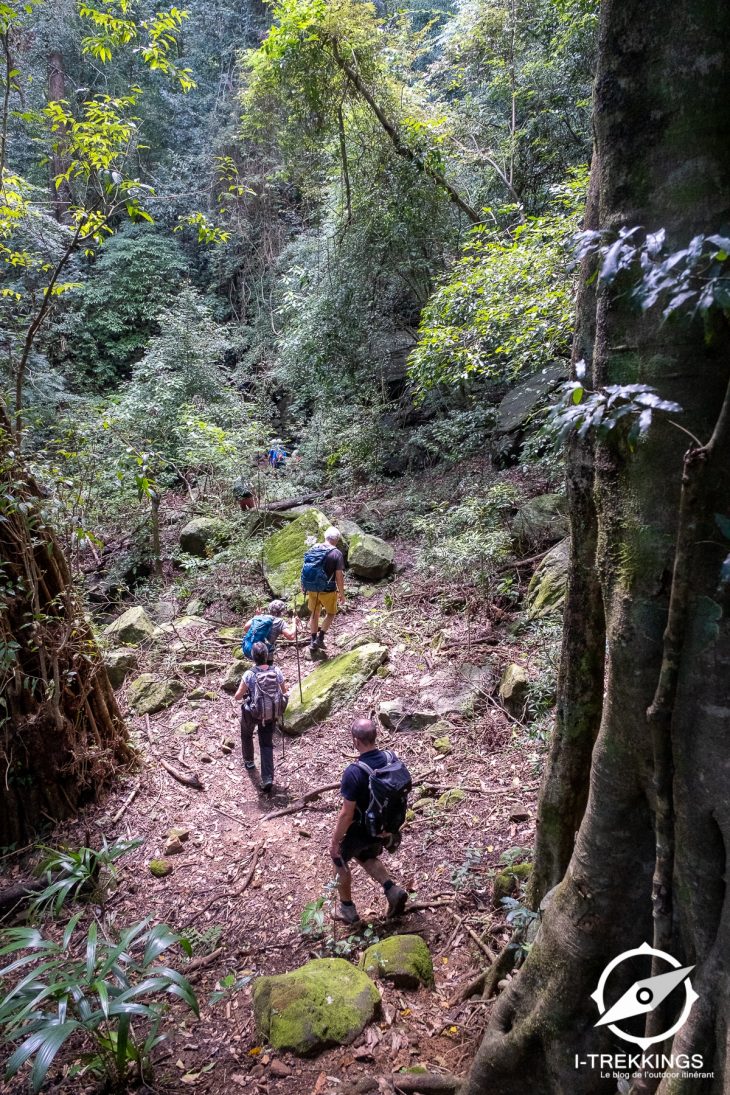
[339,827,383,864]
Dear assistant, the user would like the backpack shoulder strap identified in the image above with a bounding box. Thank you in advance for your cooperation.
[356,758,376,777]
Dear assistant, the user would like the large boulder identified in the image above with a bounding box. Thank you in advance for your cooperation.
[104,648,138,689]
[526,538,569,619]
[284,643,388,735]
[348,531,395,580]
[378,698,439,732]
[360,935,434,989]
[427,662,495,717]
[179,516,229,557]
[221,656,246,694]
[262,509,332,600]
[103,606,156,646]
[127,674,185,715]
[253,958,380,1055]
[512,493,568,553]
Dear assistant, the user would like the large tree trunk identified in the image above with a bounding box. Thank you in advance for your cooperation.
[0,413,132,845]
[47,49,72,222]
[466,2,730,1093]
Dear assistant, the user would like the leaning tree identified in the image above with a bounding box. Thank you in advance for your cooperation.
[466,1,730,1093]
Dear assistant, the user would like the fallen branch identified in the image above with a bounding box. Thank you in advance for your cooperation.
[159,758,204,791]
[237,840,265,895]
[262,490,332,512]
[212,805,249,829]
[404,898,457,913]
[495,547,551,575]
[391,1073,463,1094]
[109,781,140,824]
[261,782,340,821]
[186,946,225,976]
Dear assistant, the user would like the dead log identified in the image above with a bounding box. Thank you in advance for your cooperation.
[391,1074,463,1094]
[261,490,332,512]
[0,880,46,919]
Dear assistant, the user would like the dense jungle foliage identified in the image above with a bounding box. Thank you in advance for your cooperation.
[1,0,597,564]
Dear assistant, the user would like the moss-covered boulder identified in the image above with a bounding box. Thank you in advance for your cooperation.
[253,957,379,1055]
[283,643,388,735]
[498,663,529,716]
[103,606,156,646]
[221,657,246,694]
[526,538,569,619]
[104,648,138,689]
[179,516,229,556]
[512,493,568,552]
[436,788,465,810]
[180,659,222,675]
[360,935,434,989]
[154,615,209,638]
[127,674,185,715]
[348,531,395,580]
[262,509,332,599]
[493,862,532,907]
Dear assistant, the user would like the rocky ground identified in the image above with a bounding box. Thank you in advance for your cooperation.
[2,464,568,1094]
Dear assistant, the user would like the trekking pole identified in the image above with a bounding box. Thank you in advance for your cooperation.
[295,612,304,703]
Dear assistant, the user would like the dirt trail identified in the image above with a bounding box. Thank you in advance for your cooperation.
[10,540,542,1093]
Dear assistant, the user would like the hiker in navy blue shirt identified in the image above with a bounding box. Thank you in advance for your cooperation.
[329,719,409,924]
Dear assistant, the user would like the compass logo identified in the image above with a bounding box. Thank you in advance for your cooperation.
[591,941,698,1051]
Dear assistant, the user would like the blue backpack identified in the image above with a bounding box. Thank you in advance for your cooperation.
[242,614,275,660]
[301,544,335,593]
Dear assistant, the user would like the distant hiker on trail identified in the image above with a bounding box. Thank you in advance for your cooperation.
[329,719,411,924]
[241,600,299,664]
[232,478,256,511]
[267,441,288,469]
[234,641,289,795]
[301,526,345,654]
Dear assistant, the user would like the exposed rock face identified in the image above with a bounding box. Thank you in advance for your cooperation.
[526,537,569,619]
[378,698,439,732]
[499,663,529,716]
[495,363,567,435]
[104,648,138,688]
[262,509,332,600]
[512,493,568,552]
[103,606,156,646]
[427,662,495,717]
[283,643,388,735]
[360,935,434,989]
[179,516,229,556]
[494,363,567,462]
[253,958,380,1055]
[347,531,395,580]
[127,674,185,715]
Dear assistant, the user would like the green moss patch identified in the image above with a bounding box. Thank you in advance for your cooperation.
[283,643,388,735]
[262,509,332,599]
[360,935,434,989]
[253,957,380,1055]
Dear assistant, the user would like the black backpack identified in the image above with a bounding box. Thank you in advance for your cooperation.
[356,750,412,840]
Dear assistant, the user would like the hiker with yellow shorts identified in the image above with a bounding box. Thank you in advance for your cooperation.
[300,527,345,655]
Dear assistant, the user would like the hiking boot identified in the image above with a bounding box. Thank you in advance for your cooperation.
[244,762,256,771]
[314,630,326,649]
[335,902,360,925]
[261,782,273,795]
[385,885,408,918]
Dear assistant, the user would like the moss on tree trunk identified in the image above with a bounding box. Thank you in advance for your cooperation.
[466,2,730,1092]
